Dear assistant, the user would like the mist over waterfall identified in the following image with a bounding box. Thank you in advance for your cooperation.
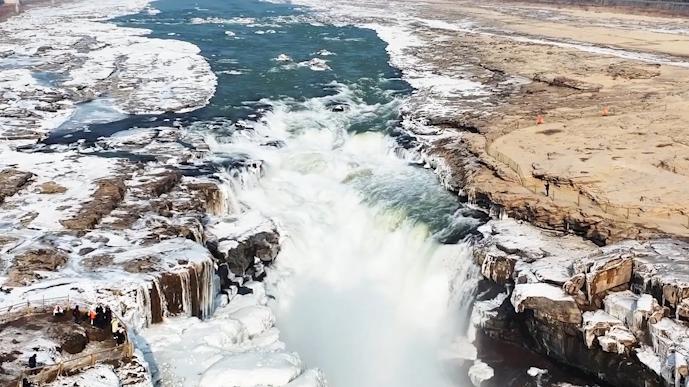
[209,83,483,387]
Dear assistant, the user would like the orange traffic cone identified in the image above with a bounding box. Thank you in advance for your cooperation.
[536,115,545,125]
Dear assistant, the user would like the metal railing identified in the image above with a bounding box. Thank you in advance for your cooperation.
[0,296,134,386]
[1,295,75,320]
[15,343,133,386]
[486,144,689,230]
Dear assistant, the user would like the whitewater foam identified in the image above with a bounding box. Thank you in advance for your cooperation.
[204,83,478,387]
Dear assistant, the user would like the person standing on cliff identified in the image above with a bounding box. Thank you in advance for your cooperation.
[544,182,550,197]
[114,327,126,345]
[104,306,113,326]
[95,304,104,327]
[88,306,97,326]
[52,304,64,318]
[27,353,37,369]
[111,319,120,336]
[72,305,80,323]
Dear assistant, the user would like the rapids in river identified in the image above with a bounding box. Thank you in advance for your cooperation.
[115,0,487,385]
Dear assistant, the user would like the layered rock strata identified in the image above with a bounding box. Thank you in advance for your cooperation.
[473,219,689,387]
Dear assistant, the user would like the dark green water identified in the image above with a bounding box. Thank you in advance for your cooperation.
[110,0,485,242]
[116,0,410,124]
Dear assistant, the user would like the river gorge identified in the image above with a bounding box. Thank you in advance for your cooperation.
[2,0,689,386]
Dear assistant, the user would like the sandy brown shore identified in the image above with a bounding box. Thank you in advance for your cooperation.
[358,0,689,244]
[456,1,689,242]
[502,0,689,18]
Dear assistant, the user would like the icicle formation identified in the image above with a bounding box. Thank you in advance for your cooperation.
[122,256,219,328]
[156,259,217,320]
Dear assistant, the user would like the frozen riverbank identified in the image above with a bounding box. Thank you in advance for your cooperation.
[0,0,216,141]
[0,0,489,385]
[7,0,689,385]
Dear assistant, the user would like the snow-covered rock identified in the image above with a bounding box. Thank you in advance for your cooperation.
[141,284,319,386]
[468,360,494,387]
[474,220,597,286]
[511,283,582,324]
[45,365,120,387]
[200,352,304,387]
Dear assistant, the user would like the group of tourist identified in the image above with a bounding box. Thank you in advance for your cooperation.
[19,302,129,386]
[55,303,113,328]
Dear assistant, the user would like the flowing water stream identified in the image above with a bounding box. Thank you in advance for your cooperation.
[114,0,487,385]
[207,91,483,387]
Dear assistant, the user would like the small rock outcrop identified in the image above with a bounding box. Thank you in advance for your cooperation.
[0,169,33,204]
[6,249,69,286]
[38,181,67,194]
[207,214,281,284]
[60,178,127,231]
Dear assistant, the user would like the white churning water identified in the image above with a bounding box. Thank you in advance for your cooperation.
[208,83,479,387]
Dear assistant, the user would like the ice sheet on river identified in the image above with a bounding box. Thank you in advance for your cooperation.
[141,283,325,387]
[0,0,216,140]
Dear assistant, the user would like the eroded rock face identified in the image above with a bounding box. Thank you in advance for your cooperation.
[474,220,597,287]
[149,259,216,322]
[521,312,662,387]
[512,283,582,324]
[562,273,585,296]
[427,137,668,246]
[575,252,633,302]
[582,310,636,353]
[207,215,281,281]
[473,220,689,387]
[185,182,227,216]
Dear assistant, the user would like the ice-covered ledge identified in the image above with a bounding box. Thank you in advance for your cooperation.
[473,218,689,387]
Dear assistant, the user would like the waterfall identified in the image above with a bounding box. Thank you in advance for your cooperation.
[200,83,485,387]
[204,259,220,318]
[216,182,235,216]
[449,245,482,335]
